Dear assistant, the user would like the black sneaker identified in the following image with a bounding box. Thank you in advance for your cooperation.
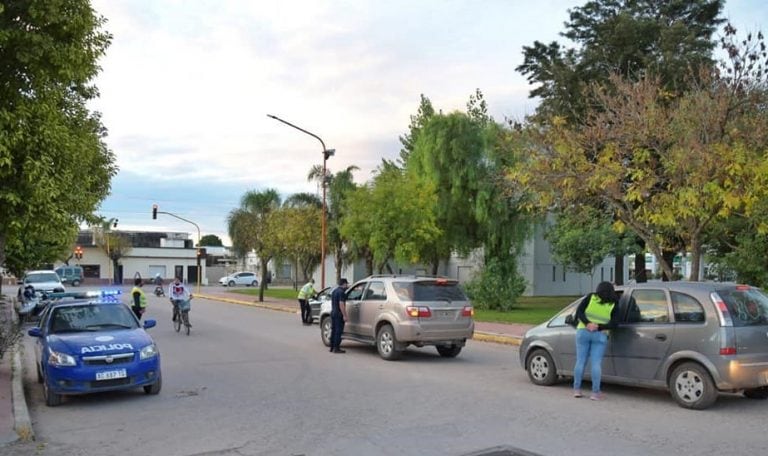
[333,349,346,354]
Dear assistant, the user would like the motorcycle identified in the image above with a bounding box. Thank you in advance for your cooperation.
[17,287,50,323]
[154,284,165,297]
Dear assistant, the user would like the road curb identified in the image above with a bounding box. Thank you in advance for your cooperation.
[9,300,33,443]
[198,293,523,346]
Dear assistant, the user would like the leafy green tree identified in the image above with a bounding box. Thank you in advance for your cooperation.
[200,234,223,247]
[227,189,281,301]
[517,0,724,123]
[271,205,322,285]
[0,0,116,292]
[397,94,435,167]
[93,218,130,284]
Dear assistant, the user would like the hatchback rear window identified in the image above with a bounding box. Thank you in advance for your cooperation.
[716,287,768,327]
[393,281,468,302]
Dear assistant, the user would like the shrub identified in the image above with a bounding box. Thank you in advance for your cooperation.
[464,258,526,311]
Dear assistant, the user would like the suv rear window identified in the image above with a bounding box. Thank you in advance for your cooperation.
[717,287,768,327]
[393,280,468,302]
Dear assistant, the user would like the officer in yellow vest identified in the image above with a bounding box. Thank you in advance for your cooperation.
[131,277,148,320]
[573,281,619,401]
[297,278,317,325]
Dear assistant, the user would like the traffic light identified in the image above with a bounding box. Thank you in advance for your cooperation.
[74,246,83,260]
[152,204,158,220]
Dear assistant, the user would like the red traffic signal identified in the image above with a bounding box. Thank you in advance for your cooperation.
[152,204,158,220]
[74,246,83,260]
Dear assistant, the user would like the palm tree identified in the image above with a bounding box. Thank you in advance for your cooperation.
[92,217,130,284]
[308,165,359,285]
[226,189,281,301]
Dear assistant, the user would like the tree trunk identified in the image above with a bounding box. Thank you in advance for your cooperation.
[258,258,269,302]
[661,250,677,282]
[689,237,701,281]
[365,253,373,277]
[431,255,440,276]
[334,245,343,287]
[634,253,647,283]
[614,254,624,285]
[0,233,5,295]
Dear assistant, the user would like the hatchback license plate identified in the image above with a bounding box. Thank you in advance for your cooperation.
[96,369,127,381]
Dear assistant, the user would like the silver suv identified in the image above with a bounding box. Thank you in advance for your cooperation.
[319,275,475,360]
[520,282,768,409]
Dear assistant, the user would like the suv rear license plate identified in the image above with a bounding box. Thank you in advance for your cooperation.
[96,369,127,381]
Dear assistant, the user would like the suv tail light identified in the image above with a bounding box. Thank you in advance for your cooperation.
[461,306,474,317]
[406,306,432,318]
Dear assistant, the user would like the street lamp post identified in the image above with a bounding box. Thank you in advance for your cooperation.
[267,114,334,289]
[152,205,202,294]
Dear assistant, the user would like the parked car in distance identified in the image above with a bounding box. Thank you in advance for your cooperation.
[27,290,161,406]
[308,287,331,323]
[55,265,84,286]
[520,281,768,409]
[218,272,258,287]
[17,270,65,298]
[319,275,474,360]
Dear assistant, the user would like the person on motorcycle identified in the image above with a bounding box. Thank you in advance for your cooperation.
[153,273,165,296]
[168,276,192,325]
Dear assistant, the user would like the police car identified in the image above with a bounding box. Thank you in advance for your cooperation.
[27,290,162,406]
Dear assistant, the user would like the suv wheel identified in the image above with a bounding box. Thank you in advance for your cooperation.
[744,386,768,399]
[376,324,402,361]
[526,348,557,386]
[71,279,80,287]
[320,317,332,347]
[668,362,718,409]
[436,345,462,358]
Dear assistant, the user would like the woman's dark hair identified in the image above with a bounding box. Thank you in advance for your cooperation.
[134,277,143,286]
[595,281,617,304]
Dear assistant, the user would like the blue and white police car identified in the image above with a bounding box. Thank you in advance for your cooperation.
[27,290,162,406]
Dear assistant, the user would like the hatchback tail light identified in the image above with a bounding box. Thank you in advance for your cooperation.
[461,306,474,317]
[711,292,734,327]
[720,347,737,355]
[406,306,432,318]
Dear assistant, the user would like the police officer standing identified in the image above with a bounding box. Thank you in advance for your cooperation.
[131,277,148,320]
[329,278,349,353]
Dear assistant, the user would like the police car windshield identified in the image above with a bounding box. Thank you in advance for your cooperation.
[50,304,138,334]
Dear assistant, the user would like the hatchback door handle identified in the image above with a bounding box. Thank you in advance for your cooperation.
[655,334,667,341]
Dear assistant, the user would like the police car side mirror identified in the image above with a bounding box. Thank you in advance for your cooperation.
[143,319,157,330]
[28,327,42,338]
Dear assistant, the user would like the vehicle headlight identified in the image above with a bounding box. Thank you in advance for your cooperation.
[140,343,158,360]
[48,350,76,367]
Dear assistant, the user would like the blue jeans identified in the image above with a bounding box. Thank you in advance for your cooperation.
[330,313,345,350]
[573,329,608,393]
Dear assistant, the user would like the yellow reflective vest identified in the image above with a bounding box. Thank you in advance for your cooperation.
[131,286,147,309]
[298,282,316,299]
[577,294,614,329]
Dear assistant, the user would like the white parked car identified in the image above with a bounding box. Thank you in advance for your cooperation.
[17,270,66,298]
[218,272,258,287]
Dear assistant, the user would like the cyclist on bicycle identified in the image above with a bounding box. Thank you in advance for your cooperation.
[168,276,192,326]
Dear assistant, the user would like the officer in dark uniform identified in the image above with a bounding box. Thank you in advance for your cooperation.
[330,278,349,353]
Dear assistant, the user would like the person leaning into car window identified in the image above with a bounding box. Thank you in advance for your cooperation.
[573,281,619,401]
[131,277,148,320]
[297,278,316,326]
[329,278,349,354]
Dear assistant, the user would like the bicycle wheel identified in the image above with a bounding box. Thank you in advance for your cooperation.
[174,308,181,332]
[182,311,190,336]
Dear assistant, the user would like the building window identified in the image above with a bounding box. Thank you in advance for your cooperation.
[552,265,556,282]
[562,267,566,282]
[601,267,604,281]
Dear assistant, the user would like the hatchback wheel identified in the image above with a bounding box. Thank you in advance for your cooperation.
[526,348,557,386]
[376,324,402,361]
[228,280,235,287]
[436,345,462,358]
[669,362,718,409]
[251,280,257,287]
[744,386,768,400]
[320,317,332,347]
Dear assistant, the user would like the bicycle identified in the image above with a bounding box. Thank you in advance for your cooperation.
[171,299,191,336]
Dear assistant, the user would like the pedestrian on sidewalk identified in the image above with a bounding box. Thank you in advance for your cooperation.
[329,278,349,353]
[572,281,619,401]
[297,278,316,325]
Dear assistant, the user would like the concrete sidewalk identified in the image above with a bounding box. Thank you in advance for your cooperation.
[195,290,533,346]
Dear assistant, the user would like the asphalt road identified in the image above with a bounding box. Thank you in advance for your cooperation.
[4,292,767,456]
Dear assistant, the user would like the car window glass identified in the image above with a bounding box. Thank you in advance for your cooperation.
[52,304,137,333]
[364,282,387,301]
[412,281,468,302]
[671,292,705,323]
[717,287,768,327]
[347,283,366,301]
[626,289,669,323]
[548,300,581,327]
[26,273,60,283]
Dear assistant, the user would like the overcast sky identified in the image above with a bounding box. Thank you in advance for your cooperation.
[89,0,767,245]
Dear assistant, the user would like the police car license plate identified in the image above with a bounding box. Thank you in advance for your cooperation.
[96,369,127,381]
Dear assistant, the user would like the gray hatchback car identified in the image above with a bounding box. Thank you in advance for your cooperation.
[319,275,475,360]
[520,282,768,409]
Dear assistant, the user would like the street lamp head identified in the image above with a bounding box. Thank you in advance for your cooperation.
[113,219,119,228]
[324,148,335,160]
